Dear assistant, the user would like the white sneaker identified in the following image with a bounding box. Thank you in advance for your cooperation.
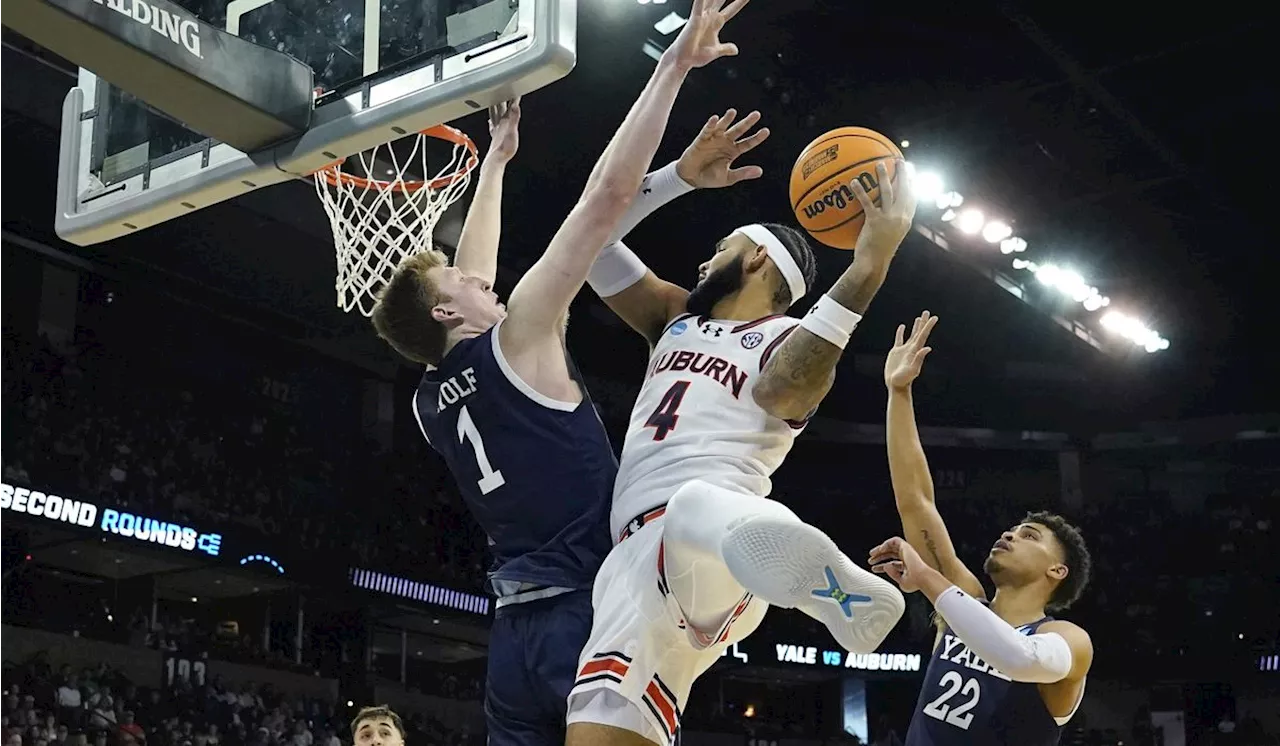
[721,516,905,653]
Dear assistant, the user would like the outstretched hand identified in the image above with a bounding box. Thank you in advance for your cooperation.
[487,97,521,164]
[676,108,770,189]
[884,311,937,391]
[867,537,928,593]
[850,159,918,264]
[664,0,749,71]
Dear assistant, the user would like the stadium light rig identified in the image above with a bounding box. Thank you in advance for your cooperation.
[905,161,1168,352]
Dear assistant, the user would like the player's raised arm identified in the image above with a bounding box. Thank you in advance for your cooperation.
[498,0,748,367]
[752,160,917,421]
[871,537,1093,684]
[589,109,770,344]
[882,313,985,599]
[452,99,522,284]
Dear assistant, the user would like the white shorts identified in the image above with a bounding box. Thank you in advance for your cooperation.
[566,514,768,745]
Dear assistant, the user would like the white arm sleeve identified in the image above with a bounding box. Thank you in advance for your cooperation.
[588,241,648,298]
[606,161,695,245]
[934,585,1074,683]
[587,162,695,297]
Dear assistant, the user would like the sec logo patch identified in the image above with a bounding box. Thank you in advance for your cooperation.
[741,331,764,349]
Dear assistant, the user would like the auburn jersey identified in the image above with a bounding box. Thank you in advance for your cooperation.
[609,313,806,539]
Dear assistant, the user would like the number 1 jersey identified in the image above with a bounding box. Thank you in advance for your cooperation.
[610,313,806,540]
[413,322,616,593]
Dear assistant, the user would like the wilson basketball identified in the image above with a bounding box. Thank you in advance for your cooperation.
[789,127,903,250]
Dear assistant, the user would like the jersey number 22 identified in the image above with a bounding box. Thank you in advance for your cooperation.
[922,671,981,730]
[457,405,506,494]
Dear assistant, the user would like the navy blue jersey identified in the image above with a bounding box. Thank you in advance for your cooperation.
[413,326,615,592]
[905,613,1062,746]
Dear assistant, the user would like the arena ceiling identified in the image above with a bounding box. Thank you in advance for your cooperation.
[2,0,1274,421]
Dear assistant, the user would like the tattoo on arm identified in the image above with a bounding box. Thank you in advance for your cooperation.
[758,257,891,395]
[764,326,841,388]
[920,528,944,569]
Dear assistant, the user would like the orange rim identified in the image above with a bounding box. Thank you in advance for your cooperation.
[315,124,479,193]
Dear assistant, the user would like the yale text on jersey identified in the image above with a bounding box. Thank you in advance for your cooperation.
[649,350,747,398]
[938,634,1012,681]
[436,367,479,412]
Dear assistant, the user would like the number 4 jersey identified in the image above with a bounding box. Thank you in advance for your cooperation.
[413,322,616,597]
[906,614,1068,746]
[610,313,806,540]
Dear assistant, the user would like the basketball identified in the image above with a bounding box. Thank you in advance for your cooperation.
[789,127,903,250]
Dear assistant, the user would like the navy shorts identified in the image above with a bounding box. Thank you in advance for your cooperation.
[486,589,593,746]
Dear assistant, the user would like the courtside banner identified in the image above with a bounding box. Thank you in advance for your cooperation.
[717,637,924,677]
[2,481,222,557]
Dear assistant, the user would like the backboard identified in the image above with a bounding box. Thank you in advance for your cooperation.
[55,0,575,246]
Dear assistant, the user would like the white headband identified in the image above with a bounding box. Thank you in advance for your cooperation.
[734,224,807,306]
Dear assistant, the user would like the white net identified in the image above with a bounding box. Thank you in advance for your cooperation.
[313,126,477,317]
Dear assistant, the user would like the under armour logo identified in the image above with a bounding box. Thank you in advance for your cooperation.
[701,324,724,338]
[811,566,873,618]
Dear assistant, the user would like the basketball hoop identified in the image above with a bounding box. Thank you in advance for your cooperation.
[313,125,479,317]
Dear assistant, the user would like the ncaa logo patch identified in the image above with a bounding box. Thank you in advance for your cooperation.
[741,331,765,349]
[669,321,688,336]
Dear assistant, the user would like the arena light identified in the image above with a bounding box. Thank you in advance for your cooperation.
[1100,310,1168,352]
[641,40,666,62]
[1000,237,1027,254]
[653,11,685,34]
[981,220,1013,243]
[1017,261,1111,310]
[909,154,1166,345]
[900,139,910,148]
[956,208,985,235]
[1082,292,1110,311]
[936,190,963,210]
[908,167,945,204]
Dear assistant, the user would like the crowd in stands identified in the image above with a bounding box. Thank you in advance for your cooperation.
[1,332,486,591]
[1,658,477,746]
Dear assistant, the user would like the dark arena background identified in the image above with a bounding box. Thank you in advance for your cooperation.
[3,2,1278,746]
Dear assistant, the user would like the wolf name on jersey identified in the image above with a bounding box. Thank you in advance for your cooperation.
[609,312,807,539]
[906,616,1064,746]
[413,322,616,597]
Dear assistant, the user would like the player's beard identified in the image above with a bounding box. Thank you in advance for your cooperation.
[686,254,744,318]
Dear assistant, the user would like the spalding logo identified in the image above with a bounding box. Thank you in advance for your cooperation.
[741,331,764,349]
[801,171,880,221]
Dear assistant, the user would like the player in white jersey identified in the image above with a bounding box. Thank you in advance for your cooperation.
[565,156,920,745]
[609,311,803,535]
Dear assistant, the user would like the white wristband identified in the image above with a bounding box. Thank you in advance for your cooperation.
[588,241,650,298]
[799,295,862,349]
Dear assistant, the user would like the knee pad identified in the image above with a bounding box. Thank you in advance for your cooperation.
[665,480,800,552]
